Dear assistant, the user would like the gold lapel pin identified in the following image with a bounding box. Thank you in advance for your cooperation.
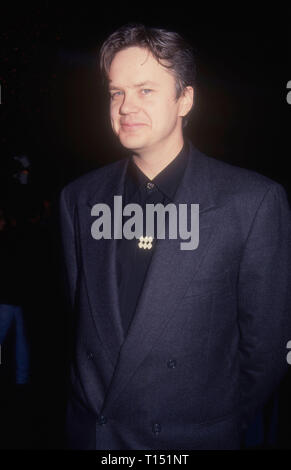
[138,235,153,249]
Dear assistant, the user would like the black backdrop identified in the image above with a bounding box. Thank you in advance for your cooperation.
[1,1,291,449]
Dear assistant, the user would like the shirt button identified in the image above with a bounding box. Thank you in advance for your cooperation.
[97,415,107,425]
[146,182,155,190]
[152,423,161,434]
[167,359,177,369]
[87,351,94,360]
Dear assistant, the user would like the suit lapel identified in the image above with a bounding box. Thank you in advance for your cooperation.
[101,142,221,414]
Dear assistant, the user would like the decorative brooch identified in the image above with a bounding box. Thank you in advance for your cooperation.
[138,235,153,249]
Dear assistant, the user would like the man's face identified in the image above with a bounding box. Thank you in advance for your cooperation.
[107,46,191,153]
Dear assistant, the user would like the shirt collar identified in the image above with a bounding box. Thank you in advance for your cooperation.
[125,139,190,202]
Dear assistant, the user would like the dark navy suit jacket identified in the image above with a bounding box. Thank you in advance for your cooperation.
[59,140,291,450]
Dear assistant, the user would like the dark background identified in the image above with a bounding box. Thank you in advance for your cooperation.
[0,1,291,449]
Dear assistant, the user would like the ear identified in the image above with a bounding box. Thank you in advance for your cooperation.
[178,86,194,118]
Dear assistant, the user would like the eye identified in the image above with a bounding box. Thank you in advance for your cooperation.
[110,91,123,99]
[141,89,153,95]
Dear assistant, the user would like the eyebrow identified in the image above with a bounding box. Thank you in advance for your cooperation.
[108,80,158,91]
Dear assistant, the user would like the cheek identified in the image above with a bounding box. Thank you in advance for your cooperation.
[110,105,119,127]
[143,99,165,126]
[152,99,177,129]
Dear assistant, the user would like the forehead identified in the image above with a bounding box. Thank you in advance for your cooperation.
[108,46,174,88]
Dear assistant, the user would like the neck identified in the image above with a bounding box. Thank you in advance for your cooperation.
[132,133,185,180]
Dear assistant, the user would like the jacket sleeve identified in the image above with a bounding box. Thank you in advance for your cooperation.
[58,186,79,314]
[237,182,291,434]
[58,186,80,379]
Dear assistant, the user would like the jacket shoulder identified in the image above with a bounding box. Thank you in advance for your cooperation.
[195,147,286,205]
[59,158,124,209]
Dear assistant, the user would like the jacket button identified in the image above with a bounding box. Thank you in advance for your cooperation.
[146,182,155,190]
[167,358,176,368]
[97,415,107,425]
[152,423,161,434]
[87,351,94,360]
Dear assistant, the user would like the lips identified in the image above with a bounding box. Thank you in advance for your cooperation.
[121,122,146,127]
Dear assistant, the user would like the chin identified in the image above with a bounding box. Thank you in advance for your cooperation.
[118,133,148,151]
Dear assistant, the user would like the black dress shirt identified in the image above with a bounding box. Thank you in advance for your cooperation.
[116,139,190,337]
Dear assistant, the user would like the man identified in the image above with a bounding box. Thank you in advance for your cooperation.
[59,23,291,450]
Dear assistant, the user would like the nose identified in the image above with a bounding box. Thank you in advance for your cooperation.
[119,92,139,115]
